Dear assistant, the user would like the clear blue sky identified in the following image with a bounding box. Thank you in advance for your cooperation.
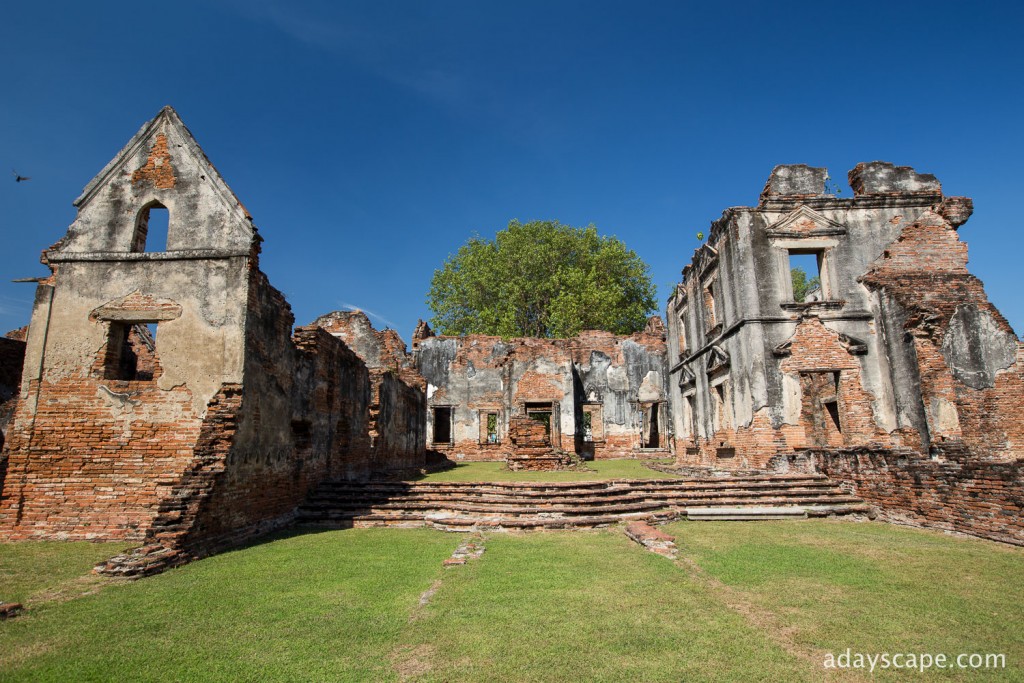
[2,1,1022,343]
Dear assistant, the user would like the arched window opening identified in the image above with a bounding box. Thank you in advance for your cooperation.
[132,202,169,253]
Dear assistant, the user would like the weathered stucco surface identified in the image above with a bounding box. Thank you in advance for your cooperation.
[413,321,670,461]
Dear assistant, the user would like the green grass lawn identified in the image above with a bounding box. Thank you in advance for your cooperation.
[0,541,132,604]
[418,458,679,482]
[2,521,1021,681]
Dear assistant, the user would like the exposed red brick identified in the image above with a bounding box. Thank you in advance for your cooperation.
[130,133,176,189]
[810,448,1024,546]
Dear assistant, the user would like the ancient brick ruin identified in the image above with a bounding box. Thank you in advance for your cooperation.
[412,319,671,466]
[666,162,1024,543]
[0,107,1021,572]
[0,108,427,573]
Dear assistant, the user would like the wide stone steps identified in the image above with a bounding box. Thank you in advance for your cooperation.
[296,473,869,531]
[303,485,853,506]
[308,476,840,500]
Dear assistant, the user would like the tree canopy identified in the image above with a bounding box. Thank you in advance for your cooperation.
[427,220,657,338]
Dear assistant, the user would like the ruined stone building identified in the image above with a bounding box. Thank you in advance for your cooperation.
[411,318,671,468]
[667,162,1022,468]
[0,107,426,571]
[0,107,1022,567]
[665,162,1024,544]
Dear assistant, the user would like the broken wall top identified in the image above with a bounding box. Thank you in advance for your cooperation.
[50,106,257,258]
[312,310,414,370]
[848,162,941,196]
[418,318,666,355]
[415,319,667,374]
[677,161,951,288]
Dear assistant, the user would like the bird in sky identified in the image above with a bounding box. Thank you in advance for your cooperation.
[12,170,31,182]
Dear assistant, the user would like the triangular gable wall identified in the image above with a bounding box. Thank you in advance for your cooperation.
[57,106,256,255]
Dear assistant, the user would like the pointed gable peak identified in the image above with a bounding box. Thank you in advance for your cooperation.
[74,106,251,222]
[61,106,256,255]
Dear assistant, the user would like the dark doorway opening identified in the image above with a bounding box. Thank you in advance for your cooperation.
[433,406,452,444]
[641,403,660,448]
[525,402,552,437]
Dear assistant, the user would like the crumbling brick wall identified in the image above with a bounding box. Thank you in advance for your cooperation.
[0,337,26,406]
[313,310,427,473]
[178,274,373,551]
[161,319,373,566]
[0,352,207,540]
[0,336,27,512]
[861,204,1024,460]
[0,275,219,542]
[412,321,670,462]
[808,448,1024,546]
[0,336,26,442]
[369,370,426,474]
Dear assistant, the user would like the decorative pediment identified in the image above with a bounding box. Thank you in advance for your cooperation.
[706,345,730,373]
[765,205,847,238]
[678,366,696,388]
[773,340,792,357]
[90,291,182,322]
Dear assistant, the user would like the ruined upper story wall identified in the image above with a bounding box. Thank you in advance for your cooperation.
[416,333,606,410]
[860,207,1023,459]
[569,326,668,413]
[27,259,250,417]
[670,163,948,352]
[668,162,954,374]
[58,107,255,256]
[417,334,573,411]
[667,162,967,467]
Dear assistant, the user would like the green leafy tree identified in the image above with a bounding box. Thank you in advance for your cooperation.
[791,267,821,303]
[427,220,657,338]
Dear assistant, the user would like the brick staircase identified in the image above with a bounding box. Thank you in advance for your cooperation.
[295,474,869,531]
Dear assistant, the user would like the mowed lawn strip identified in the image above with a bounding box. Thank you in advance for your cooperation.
[0,541,131,605]
[3,521,1021,682]
[401,529,814,682]
[0,529,459,682]
[417,458,679,483]
[674,519,1024,681]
